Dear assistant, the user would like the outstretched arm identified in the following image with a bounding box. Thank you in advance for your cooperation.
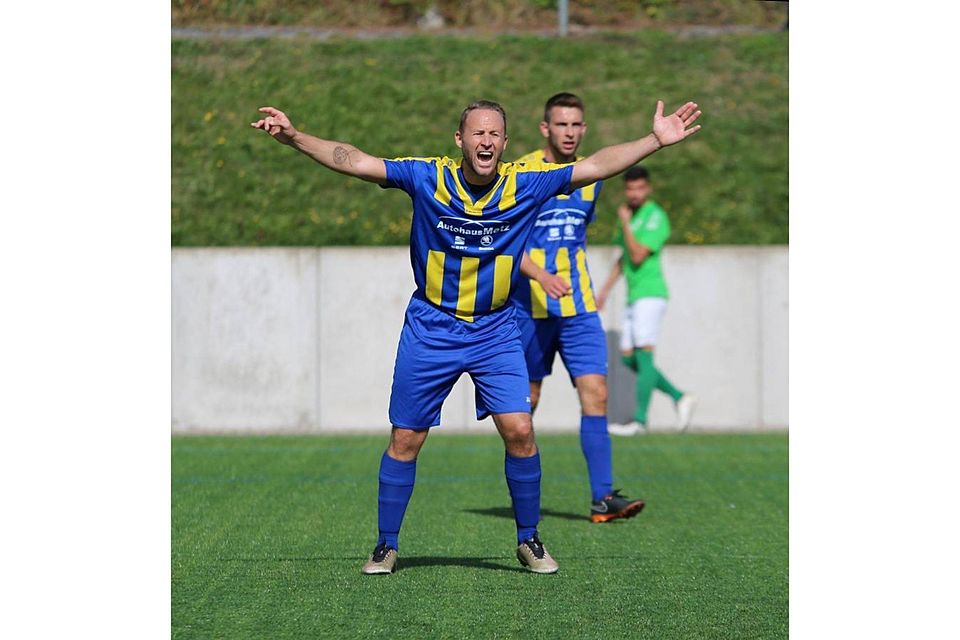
[250,107,387,184]
[571,100,701,189]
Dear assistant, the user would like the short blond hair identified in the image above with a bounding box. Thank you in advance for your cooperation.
[458,100,508,135]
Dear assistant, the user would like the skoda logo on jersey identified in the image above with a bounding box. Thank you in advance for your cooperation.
[564,224,576,238]
[480,235,493,247]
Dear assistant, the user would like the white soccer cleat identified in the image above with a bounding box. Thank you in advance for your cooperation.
[607,421,644,436]
[516,536,559,574]
[676,394,697,432]
[361,544,398,574]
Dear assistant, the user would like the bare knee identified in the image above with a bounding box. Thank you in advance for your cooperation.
[494,413,537,458]
[386,426,428,461]
[576,374,608,415]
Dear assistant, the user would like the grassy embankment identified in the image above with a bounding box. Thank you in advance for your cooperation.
[172,32,787,246]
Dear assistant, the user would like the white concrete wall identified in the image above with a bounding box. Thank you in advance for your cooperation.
[172,246,787,433]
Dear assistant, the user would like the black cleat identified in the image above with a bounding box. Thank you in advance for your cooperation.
[590,489,645,523]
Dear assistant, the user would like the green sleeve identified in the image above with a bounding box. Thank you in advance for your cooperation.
[635,205,670,252]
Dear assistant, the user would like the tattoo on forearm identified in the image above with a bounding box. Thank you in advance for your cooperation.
[333,146,352,166]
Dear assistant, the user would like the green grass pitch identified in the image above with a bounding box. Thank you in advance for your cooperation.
[172,432,787,638]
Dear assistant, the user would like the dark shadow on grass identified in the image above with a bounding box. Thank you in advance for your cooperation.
[217,555,526,573]
[464,506,586,522]
[400,555,526,573]
[219,556,364,562]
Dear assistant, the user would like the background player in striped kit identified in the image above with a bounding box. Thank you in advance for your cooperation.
[513,93,645,523]
[251,97,702,574]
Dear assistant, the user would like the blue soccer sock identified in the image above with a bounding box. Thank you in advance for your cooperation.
[579,415,614,502]
[504,451,542,544]
[377,451,417,551]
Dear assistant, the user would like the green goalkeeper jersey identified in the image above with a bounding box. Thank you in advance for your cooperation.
[613,199,671,302]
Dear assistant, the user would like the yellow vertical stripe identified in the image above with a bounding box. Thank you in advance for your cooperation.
[491,255,513,310]
[456,257,479,322]
[498,172,517,211]
[576,248,597,312]
[555,248,577,317]
[580,183,596,201]
[529,249,549,319]
[434,162,452,206]
[426,250,445,306]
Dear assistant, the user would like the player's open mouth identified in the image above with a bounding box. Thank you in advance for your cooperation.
[477,151,494,163]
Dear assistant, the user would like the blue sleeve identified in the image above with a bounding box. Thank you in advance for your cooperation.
[528,164,575,205]
[380,158,429,195]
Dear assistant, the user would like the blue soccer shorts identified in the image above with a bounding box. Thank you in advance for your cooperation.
[515,307,608,383]
[388,295,532,429]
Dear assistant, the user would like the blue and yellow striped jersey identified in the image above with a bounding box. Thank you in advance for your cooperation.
[510,150,603,318]
[381,156,574,322]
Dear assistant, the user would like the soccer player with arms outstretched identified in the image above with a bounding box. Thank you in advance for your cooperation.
[251,98,701,574]
[512,93,645,523]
